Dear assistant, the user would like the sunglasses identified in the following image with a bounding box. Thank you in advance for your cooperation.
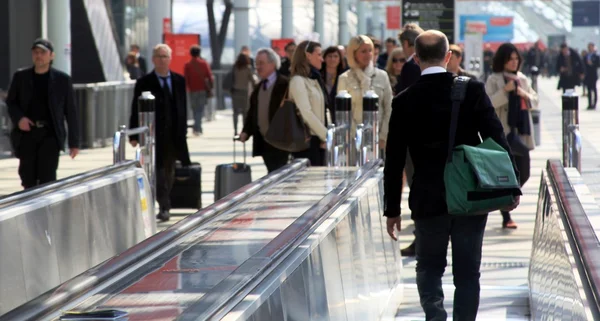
[393,58,406,63]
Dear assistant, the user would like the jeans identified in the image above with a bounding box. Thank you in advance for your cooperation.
[188,91,207,133]
[414,214,488,321]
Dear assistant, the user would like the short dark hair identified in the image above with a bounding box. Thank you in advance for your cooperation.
[415,32,448,64]
[385,37,397,45]
[449,44,462,58]
[284,42,296,51]
[130,44,140,51]
[398,23,424,47]
[560,43,568,50]
[190,45,201,57]
[492,43,522,73]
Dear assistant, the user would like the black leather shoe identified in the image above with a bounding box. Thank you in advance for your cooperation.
[401,241,416,257]
[156,210,170,222]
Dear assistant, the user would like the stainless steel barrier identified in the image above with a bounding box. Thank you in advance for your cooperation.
[334,90,353,167]
[0,161,156,316]
[113,125,155,197]
[562,90,582,172]
[529,159,600,320]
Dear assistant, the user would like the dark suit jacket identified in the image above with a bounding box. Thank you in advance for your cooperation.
[138,56,148,75]
[129,70,191,168]
[6,67,80,150]
[584,52,600,85]
[383,72,519,220]
[557,48,585,89]
[394,58,421,94]
[242,73,289,157]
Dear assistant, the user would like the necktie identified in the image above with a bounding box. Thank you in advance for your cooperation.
[262,80,268,90]
[160,76,171,98]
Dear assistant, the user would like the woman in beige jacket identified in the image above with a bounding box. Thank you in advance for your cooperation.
[337,35,393,151]
[485,43,538,230]
[289,40,329,166]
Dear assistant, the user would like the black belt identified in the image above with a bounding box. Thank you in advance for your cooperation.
[32,121,49,128]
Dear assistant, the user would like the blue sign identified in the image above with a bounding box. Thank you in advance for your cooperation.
[573,1,600,27]
[459,15,514,42]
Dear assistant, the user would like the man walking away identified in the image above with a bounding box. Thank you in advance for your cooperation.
[384,30,520,321]
[584,42,599,110]
[7,38,80,189]
[184,45,214,135]
[130,44,192,222]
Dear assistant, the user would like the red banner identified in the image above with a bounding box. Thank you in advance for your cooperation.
[386,6,402,30]
[163,18,172,34]
[163,33,200,75]
[271,38,295,57]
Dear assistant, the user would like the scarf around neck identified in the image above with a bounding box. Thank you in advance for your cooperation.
[504,71,531,136]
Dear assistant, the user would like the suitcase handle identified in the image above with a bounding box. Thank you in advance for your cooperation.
[232,136,247,165]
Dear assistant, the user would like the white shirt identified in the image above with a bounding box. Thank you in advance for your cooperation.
[421,66,447,76]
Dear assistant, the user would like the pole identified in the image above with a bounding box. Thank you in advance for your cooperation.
[46,0,71,75]
[362,90,379,162]
[357,1,367,35]
[562,90,579,169]
[138,91,156,198]
[147,0,172,62]
[282,0,294,38]
[335,91,353,167]
[113,125,127,164]
[314,0,324,40]
[338,0,349,45]
[234,0,250,54]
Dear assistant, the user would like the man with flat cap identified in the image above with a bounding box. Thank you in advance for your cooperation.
[383,30,521,320]
[6,38,80,189]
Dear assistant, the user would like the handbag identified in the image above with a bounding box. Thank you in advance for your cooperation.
[444,76,521,215]
[506,127,530,156]
[264,89,311,152]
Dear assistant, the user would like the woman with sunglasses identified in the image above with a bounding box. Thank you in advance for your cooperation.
[385,48,406,95]
[288,40,329,166]
[337,35,393,151]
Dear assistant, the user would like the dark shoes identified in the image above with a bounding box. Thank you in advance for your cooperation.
[401,241,416,257]
[156,210,170,222]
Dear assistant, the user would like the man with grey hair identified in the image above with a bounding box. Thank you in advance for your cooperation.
[130,43,192,221]
[384,30,520,320]
[239,48,289,173]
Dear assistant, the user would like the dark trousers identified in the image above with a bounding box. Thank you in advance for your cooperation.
[18,127,60,189]
[414,214,488,321]
[587,82,597,108]
[262,143,289,173]
[501,151,530,222]
[156,151,177,212]
[292,136,325,166]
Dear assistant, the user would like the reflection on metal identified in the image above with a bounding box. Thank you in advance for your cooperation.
[362,90,379,164]
[529,160,600,320]
[562,90,580,171]
[355,123,366,166]
[335,91,353,167]
[0,161,155,317]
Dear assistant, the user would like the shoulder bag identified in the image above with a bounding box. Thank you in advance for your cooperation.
[191,60,213,98]
[264,89,311,152]
[444,76,522,215]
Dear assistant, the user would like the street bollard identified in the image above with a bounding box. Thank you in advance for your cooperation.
[562,90,582,172]
[531,109,541,147]
[113,125,127,163]
[138,91,156,197]
[362,90,379,163]
[530,66,539,92]
[335,90,353,167]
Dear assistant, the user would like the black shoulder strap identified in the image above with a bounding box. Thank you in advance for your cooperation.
[446,76,471,163]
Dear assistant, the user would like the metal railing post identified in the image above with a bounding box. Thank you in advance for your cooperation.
[362,90,379,163]
[562,90,580,171]
[355,123,366,166]
[138,91,156,197]
[335,90,353,167]
[326,124,337,167]
[113,125,127,164]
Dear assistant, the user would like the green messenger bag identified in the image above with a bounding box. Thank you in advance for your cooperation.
[444,76,521,215]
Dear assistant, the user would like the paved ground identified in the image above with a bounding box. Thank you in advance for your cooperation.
[395,76,565,320]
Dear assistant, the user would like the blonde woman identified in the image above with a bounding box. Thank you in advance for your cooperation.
[337,35,393,150]
[385,47,406,94]
[289,40,329,166]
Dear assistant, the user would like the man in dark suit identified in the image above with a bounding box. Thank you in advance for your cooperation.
[556,43,585,93]
[239,48,290,173]
[584,42,600,110]
[7,38,80,189]
[384,30,520,321]
[395,23,424,257]
[130,44,192,222]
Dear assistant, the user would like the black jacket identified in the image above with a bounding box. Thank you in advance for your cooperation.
[383,72,518,220]
[6,67,80,150]
[394,58,421,94]
[584,52,600,85]
[557,48,585,90]
[129,70,191,168]
[242,73,289,157]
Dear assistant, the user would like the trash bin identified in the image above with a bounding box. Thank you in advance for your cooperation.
[531,109,541,146]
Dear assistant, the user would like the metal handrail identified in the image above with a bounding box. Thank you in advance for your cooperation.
[2,160,309,321]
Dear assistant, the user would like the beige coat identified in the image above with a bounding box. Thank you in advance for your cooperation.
[337,63,393,142]
[485,72,539,150]
[289,75,328,142]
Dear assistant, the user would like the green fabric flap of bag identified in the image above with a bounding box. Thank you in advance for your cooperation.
[460,138,520,190]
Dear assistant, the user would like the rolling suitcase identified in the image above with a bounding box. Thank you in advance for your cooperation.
[170,162,202,209]
[214,137,252,201]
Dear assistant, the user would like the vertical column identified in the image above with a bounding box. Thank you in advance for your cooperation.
[338,0,349,45]
[314,0,324,40]
[147,0,172,62]
[357,0,367,35]
[282,0,293,38]
[46,0,71,74]
[234,0,250,53]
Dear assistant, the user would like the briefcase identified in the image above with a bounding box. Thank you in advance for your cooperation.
[170,162,202,209]
[214,138,252,201]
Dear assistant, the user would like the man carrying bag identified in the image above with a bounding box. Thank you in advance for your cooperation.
[383,30,521,321]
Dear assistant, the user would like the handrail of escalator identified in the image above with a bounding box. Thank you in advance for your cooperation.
[179,159,384,320]
[547,160,600,320]
[0,160,141,210]
[0,159,309,321]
